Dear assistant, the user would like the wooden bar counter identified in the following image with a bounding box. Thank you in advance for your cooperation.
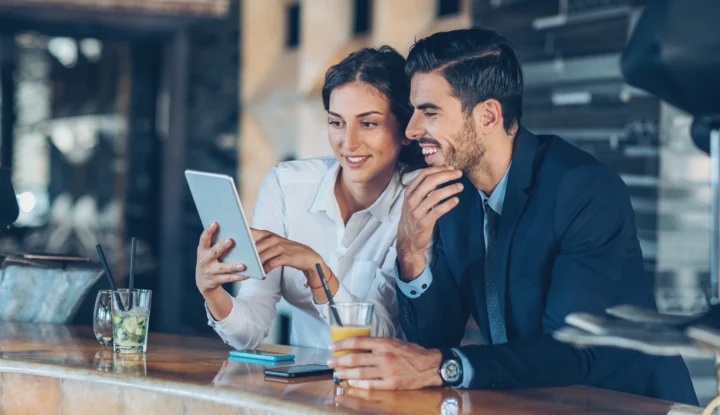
[0,322,702,414]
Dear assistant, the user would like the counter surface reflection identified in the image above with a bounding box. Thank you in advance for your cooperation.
[0,323,701,414]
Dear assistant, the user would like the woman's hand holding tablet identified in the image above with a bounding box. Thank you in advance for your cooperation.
[188,168,343,318]
[195,222,250,295]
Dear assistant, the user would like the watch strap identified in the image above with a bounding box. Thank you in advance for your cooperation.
[439,348,456,363]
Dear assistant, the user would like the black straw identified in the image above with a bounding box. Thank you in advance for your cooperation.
[316,263,342,327]
[96,244,125,313]
[129,238,136,291]
[128,237,137,310]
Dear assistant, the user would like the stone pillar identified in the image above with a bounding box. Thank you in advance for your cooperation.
[239,0,290,216]
[296,0,353,162]
[299,0,352,94]
[372,0,435,53]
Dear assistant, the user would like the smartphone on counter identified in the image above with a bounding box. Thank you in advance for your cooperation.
[229,349,295,362]
[264,364,334,378]
[264,374,333,384]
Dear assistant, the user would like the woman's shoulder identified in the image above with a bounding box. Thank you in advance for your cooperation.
[398,168,422,186]
[268,156,338,187]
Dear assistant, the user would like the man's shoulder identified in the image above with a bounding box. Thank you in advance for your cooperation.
[537,133,603,173]
[533,132,623,190]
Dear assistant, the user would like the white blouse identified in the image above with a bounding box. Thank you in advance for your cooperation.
[207,157,419,349]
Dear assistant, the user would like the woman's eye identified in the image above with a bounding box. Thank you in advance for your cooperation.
[361,121,377,128]
[328,120,343,127]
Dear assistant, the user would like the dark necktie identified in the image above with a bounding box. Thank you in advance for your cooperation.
[484,200,508,344]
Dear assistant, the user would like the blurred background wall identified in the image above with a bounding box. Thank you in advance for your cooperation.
[0,0,713,402]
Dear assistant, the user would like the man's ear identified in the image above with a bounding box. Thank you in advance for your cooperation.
[471,99,503,134]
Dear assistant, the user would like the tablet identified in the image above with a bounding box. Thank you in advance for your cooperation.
[185,170,266,280]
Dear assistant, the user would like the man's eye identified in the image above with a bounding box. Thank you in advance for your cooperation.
[329,120,343,127]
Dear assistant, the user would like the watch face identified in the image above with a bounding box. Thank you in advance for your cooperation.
[441,360,462,383]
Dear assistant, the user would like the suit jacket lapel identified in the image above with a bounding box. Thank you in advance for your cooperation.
[438,176,484,287]
[495,127,539,324]
[438,176,490,342]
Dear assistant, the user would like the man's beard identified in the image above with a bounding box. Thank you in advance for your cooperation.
[444,116,484,174]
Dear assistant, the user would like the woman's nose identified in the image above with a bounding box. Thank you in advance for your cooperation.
[344,126,361,152]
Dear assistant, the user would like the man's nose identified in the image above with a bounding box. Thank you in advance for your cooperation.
[406,112,425,141]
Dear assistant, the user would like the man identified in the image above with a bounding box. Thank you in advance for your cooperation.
[328,28,697,404]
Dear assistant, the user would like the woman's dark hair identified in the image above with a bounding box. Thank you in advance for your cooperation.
[322,45,426,175]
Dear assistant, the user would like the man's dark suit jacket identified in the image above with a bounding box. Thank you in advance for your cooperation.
[397,127,697,404]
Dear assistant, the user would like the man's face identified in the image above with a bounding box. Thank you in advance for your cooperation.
[406,71,484,173]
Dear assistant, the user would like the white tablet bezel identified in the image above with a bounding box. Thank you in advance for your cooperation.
[185,169,266,280]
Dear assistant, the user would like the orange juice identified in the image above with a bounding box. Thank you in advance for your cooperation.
[330,325,371,356]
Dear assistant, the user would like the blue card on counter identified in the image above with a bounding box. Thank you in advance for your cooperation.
[229,349,295,363]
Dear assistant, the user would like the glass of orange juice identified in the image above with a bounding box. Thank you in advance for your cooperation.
[329,302,374,385]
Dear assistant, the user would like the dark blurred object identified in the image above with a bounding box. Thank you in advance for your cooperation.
[621,0,720,151]
[554,307,719,358]
[0,254,102,323]
[622,0,720,305]
[0,167,19,229]
[21,253,91,263]
[556,1,720,364]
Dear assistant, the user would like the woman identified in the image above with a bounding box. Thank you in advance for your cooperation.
[195,46,425,349]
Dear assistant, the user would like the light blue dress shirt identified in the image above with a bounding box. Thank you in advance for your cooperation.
[394,164,511,388]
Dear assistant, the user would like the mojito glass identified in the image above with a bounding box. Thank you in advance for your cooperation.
[111,289,152,354]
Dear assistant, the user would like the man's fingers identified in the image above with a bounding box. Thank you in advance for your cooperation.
[412,170,463,200]
[206,262,246,275]
[422,197,460,224]
[347,379,398,390]
[333,366,385,381]
[331,337,393,355]
[405,166,454,195]
[328,351,384,369]
[413,183,464,217]
[198,222,218,252]
[201,238,234,264]
[406,170,463,207]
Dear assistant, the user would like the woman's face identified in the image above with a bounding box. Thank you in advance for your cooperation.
[328,82,404,185]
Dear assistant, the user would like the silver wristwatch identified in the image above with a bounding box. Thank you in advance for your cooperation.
[439,348,463,387]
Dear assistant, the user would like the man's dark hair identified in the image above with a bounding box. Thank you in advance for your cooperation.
[322,46,425,173]
[406,28,523,133]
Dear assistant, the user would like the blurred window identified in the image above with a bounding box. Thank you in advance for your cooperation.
[437,0,462,17]
[286,3,301,49]
[353,0,372,35]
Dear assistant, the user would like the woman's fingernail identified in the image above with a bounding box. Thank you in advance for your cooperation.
[326,359,333,367]
[335,370,345,378]
[236,264,245,271]
[225,239,233,246]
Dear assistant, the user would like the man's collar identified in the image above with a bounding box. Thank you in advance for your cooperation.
[478,162,511,215]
